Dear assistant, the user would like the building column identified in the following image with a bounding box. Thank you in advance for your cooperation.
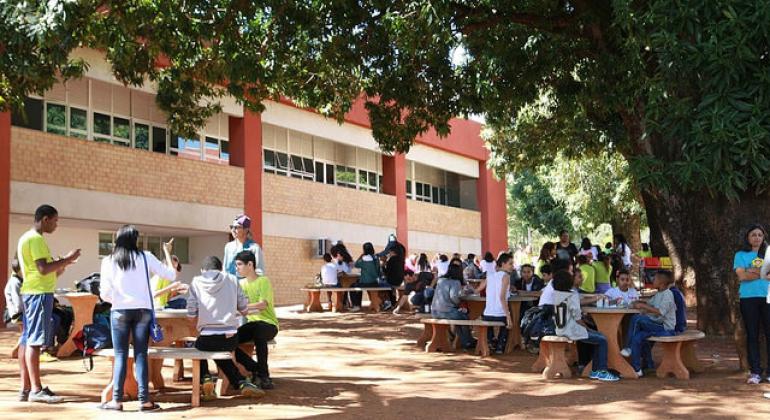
[477,162,508,254]
[0,111,11,326]
[229,109,263,245]
[381,154,408,250]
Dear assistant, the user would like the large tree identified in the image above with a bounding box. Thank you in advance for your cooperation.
[2,1,769,355]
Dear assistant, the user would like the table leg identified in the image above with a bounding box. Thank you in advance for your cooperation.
[332,291,347,312]
[505,301,523,354]
[426,324,452,352]
[367,290,383,312]
[467,301,484,321]
[149,358,165,390]
[417,323,432,347]
[306,291,323,312]
[57,295,98,357]
[593,314,638,379]
[192,360,201,408]
[681,341,704,373]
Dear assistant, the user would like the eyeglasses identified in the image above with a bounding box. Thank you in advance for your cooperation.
[229,225,243,230]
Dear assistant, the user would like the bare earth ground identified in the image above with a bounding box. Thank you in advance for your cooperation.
[0,305,769,420]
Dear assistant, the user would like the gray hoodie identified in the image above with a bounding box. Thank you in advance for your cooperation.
[187,270,248,335]
[431,277,462,314]
[552,290,588,341]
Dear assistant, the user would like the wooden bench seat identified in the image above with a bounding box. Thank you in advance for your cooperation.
[300,287,391,313]
[647,330,705,379]
[533,336,576,379]
[421,318,506,357]
[94,347,232,407]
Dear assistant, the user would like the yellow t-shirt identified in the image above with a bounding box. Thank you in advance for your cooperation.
[579,264,596,293]
[240,276,279,329]
[152,275,171,307]
[18,229,56,294]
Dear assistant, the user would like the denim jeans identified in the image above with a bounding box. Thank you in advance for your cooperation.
[740,297,770,375]
[626,314,674,370]
[433,309,473,348]
[580,330,609,371]
[110,309,152,402]
[482,315,508,351]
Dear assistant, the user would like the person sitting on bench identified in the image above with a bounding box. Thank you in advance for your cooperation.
[187,256,264,400]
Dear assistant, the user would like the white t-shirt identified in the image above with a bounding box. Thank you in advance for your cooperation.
[100,251,177,310]
[484,271,510,317]
[337,261,351,274]
[435,261,450,277]
[617,244,633,267]
[321,262,339,285]
[480,260,496,274]
[604,286,640,305]
[538,281,555,306]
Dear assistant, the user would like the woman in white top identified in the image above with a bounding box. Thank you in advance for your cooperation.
[479,251,497,277]
[614,234,633,269]
[481,253,514,354]
[99,225,176,412]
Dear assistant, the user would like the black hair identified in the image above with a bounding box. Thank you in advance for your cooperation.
[439,254,449,262]
[483,251,495,262]
[11,256,21,276]
[496,252,513,267]
[617,268,630,277]
[559,229,569,236]
[323,253,332,263]
[202,256,223,271]
[450,257,463,267]
[538,242,555,262]
[552,270,574,292]
[34,204,58,222]
[614,234,628,255]
[362,242,375,256]
[642,243,650,252]
[741,223,769,258]
[576,254,589,265]
[235,250,256,268]
[580,237,592,250]
[467,253,476,260]
[418,253,430,271]
[520,264,534,271]
[404,268,415,276]
[551,258,571,272]
[605,242,613,249]
[330,243,353,263]
[655,269,674,285]
[112,225,141,271]
[540,264,553,275]
[445,263,464,281]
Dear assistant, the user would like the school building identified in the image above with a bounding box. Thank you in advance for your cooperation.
[0,48,507,308]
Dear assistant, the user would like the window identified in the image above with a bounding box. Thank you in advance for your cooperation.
[45,103,66,135]
[113,117,131,146]
[415,182,432,202]
[98,233,114,257]
[152,126,168,154]
[173,134,201,159]
[204,136,229,164]
[359,170,378,192]
[11,97,44,130]
[406,180,413,199]
[93,112,111,143]
[69,108,87,139]
[289,155,314,180]
[98,232,189,263]
[335,165,357,188]
[134,123,150,150]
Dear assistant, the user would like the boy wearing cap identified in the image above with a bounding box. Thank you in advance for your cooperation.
[224,214,265,277]
[234,251,279,389]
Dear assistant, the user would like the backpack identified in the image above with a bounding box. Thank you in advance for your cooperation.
[520,305,556,347]
[670,287,687,333]
[75,272,101,296]
[73,323,112,372]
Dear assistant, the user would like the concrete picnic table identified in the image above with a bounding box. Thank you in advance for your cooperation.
[581,306,642,379]
[460,294,538,353]
[339,273,361,288]
[54,291,99,357]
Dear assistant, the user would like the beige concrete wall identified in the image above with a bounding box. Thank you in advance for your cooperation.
[407,200,481,238]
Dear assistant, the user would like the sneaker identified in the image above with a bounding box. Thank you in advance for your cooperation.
[350,306,362,312]
[28,389,63,403]
[635,369,644,378]
[590,370,620,382]
[239,380,266,398]
[747,373,762,384]
[201,376,216,401]
[494,348,504,355]
[382,301,393,311]
[41,387,56,396]
[258,376,274,390]
[18,390,30,402]
[620,348,631,358]
[39,352,58,363]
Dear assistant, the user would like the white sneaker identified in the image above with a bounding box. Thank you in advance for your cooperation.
[635,369,644,378]
[350,306,361,312]
[620,347,631,358]
[747,374,761,384]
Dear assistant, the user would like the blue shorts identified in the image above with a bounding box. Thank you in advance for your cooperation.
[20,293,54,347]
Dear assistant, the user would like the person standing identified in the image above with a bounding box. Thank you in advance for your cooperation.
[481,253,514,354]
[614,233,633,270]
[99,225,176,411]
[16,205,80,403]
[555,230,578,264]
[224,214,265,277]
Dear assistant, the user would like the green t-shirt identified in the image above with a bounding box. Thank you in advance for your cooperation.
[152,275,171,307]
[593,262,611,285]
[240,276,279,329]
[18,229,56,294]
[579,264,596,293]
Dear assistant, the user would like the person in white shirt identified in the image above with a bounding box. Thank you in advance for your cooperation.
[433,254,450,278]
[537,264,555,306]
[481,253,514,354]
[99,225,176,412]
[479,252,497,277]
[320,253,340,309]
[614,234,633,269]
[604,269,639,305]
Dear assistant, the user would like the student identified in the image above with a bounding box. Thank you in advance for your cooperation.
[223,214,265,277]
[621,270,677,376]
[614,234,633,269]
[320,253,339,309]
[555,230,578,264]
[593,254,613,293]
[578,238,597,261]
[351,243,381,312]
[479,251,497,277]
[576,255,596,293]
[463,253,482,279]
[382,243,406,311]
[99,225,174,411]
[235,251,279,390]
[537,264,555,307]
[604,269,639,305]
[536,242,556,276]
[151,255,188,309]
[17,204,80,404]
[604,242,614,256]
[482,253,514,354]
[431,263,476,350]
[330,241,353,274]
[187,256,264,400]
[394,269,418,314]
[638,243,653,259]
[4,257,23,324]
[551,270,620,382]
[433,254,450,278]
[515,264,545,292]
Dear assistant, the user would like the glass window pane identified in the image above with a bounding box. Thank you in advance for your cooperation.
[45,103,66,134]
[134,123,149,150]
[172,237,189,264]
[264,150,275,168]
[69,108,87,131]
[325,164,334,185]
[94,113,111,135]
[432,186,439,203]
[205,136,219,161]
[147,236,161,260]
[94,137,111,143]
[114,117,130,139]
[152,127,167,154]
[275,152,288,170]
[220,140,229,162]
[12,97,44,130]
[315,162,324,183]
[290,155,304,172]
[406,181,412,194]
[368,172,377,188]
[98,233,113,257]
[170,132,179,149]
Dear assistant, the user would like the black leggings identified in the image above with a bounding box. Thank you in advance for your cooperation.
[237,321,278,378]
[195,334,244,385]
[740,297,770,375]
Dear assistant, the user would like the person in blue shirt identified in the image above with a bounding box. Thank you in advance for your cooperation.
[224,215,265,278]
[734,223,770,384]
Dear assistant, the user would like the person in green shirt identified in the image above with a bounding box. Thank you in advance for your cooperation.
[234,250,279,390]
[17,205,80,404]
[594,254,613,293]
[577,254,596,293]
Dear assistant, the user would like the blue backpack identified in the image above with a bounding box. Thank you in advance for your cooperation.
[670,287,687,333]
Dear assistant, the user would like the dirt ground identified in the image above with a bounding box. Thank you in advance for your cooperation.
[0,305,769,419]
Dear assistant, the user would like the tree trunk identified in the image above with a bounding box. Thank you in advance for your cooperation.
[640,189,770,370]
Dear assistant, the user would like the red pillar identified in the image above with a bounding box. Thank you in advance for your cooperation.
[0,111,11,326]
[230,109,263,245]
[477,162,508,254]
[381,154,408,249]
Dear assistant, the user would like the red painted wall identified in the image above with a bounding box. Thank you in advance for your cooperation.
[477,161,509,254]
[381,154,408,249]
[0,111,10,326]
[242,110,264,245]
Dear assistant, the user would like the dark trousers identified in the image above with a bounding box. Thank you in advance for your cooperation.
[349,282,378,307]
[237,321,279,378]
[740,297,770,375]
[195,334,244,385]
[482,315,508,351]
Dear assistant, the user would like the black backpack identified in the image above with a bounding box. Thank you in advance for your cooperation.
[520,305,556,346]
[76,272,101,296]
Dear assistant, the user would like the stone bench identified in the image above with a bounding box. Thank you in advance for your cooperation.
[94,347,232,407]
[647,330,705,379]
[420,318,506,357]
[300,287,391,313]
[534,336,576,379]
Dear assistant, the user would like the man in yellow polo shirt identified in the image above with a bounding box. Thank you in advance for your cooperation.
[234,250,279,390]
[17,205,80,403]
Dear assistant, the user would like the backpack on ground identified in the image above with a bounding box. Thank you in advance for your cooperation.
[520,305,556,351]
[73,323,112,372]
